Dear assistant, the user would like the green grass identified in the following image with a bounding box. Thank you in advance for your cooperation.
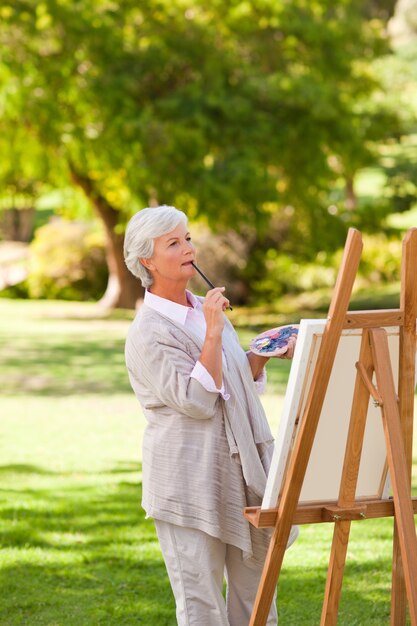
[0,298,416,625]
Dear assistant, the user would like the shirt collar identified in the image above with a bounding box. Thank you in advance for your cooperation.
[144,289,200,325]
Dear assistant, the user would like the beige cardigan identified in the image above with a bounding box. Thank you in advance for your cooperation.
[125,300,274,560]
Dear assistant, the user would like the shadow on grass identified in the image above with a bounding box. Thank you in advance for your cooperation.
[278,559,393,625]
[1,336,132,396]
[0,462,140,478]
[0,464,58,476]
[0,463,176,626]
[1,329,293,396]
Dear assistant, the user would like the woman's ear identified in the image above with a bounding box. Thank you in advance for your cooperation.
[139,257,155,271]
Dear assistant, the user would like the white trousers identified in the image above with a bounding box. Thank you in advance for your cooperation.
[154,520,278,626]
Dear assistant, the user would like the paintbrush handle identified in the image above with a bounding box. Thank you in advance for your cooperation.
[191,262,215,289]
[191,262,233,311]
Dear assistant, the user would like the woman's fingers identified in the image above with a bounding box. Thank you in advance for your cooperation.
[205,286,225,299]
[202,287,229,334]
[205,287,229,310]
[221,298,230,311]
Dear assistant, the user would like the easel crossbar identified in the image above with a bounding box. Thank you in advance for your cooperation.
[344,309,404,329]
[244,498,417,528]
[356,361,383,406]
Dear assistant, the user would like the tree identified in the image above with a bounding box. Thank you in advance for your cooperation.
[0,120,52,240]
[0,0,393,307]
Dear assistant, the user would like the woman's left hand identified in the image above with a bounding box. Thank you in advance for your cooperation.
[247,352,270,381]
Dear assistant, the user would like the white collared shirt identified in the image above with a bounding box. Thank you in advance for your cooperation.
[144,289,230,400]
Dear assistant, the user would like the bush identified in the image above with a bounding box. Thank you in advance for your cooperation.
[188,222,251,303]
[27,218,108,301]
[249,248,341,300]
[358,233,402,287]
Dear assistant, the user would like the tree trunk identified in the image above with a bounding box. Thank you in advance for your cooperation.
[70,168,142,309]
[345,176,357,211]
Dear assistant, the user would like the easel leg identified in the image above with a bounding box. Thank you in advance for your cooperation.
[391,526,407,625]
[371,329,417,625]
[321,520,351,626]
[392,228,417,625]
[321,331,374,625]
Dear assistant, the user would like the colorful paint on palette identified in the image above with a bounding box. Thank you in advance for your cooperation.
[249,325,299,357]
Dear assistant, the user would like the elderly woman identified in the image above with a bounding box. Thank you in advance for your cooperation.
[124,205,297,626]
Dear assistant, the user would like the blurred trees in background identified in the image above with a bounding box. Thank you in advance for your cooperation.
[0,0,416,307]
[27,219,108,301]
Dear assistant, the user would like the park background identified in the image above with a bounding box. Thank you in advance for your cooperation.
[1,0,417,624]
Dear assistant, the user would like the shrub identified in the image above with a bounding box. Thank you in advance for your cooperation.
[27,218,108,301]
[359,234,402,286]
[249,248,340,300]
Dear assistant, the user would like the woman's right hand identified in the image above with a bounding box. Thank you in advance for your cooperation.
[202,287,230,337]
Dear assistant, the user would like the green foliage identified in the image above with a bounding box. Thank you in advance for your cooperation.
[231,229,404,304]
[27,219,108,301]
[1,0,412,308]
[359,233,402,285]
[0,0,395,247]
[0,126,51,210]
[0,279,30,300]
[370,40,417,218]
[383,152,417,214]
[255,250,339,299]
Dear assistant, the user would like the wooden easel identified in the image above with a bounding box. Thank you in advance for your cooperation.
[244,228,417,625]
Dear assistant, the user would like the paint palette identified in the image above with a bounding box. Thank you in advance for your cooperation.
[249,324,299,357]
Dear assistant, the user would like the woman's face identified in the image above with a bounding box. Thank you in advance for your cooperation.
[144,222,197,285]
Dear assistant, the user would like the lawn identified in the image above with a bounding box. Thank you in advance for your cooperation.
[0,298,416,625]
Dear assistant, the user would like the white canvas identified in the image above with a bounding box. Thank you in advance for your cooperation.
[262,319,399,509]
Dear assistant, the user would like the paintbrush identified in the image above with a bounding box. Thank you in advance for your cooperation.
[191,261,233,311]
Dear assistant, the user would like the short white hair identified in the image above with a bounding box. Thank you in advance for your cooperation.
[124,205,188,287]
